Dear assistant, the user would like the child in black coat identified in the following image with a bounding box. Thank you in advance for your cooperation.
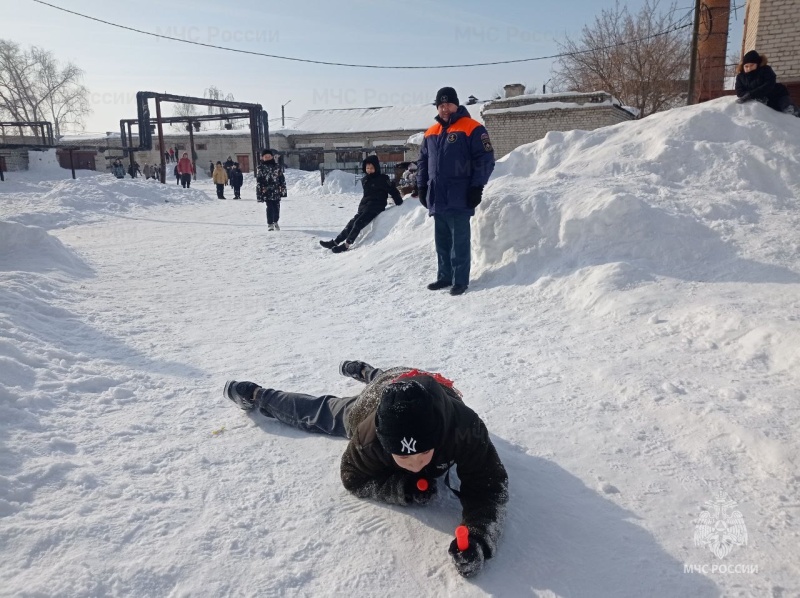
[319,155,403,253]
[229,163,244,199]
[735,50,800,117]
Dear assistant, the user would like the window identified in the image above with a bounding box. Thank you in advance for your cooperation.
[376,151,404,163]
[196,143,207,150]
[335,149,362,164]
[299,151,324,171]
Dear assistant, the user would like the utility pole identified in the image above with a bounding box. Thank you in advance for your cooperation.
[687,0,703,105]
[281,99,292,128]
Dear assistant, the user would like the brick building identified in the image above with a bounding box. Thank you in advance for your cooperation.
[742,0,800,103]
[480,86,636,159]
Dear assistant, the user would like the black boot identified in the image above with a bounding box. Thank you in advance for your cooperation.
[224,380,261,410]
[427,280,452,290]
[319,239,337,249]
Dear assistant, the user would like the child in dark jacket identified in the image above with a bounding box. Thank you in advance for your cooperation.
[224,361,508,578]
[319,155,403,253]
[736,50,800,117]
[229,163,244,199]
[256,148,287,231]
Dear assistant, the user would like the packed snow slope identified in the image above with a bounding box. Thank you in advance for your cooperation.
[1,98,799,597]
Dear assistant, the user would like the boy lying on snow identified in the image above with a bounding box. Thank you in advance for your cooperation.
[319,155,404,253]
[224,361,509,578]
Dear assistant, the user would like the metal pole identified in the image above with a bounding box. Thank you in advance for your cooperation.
[155,97,167,183]
[188,121,196,181]
[250,110,258,176]
[687,0,703,105]
[69,148,76,180]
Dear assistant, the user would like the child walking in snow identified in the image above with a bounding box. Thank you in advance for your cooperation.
[224,361,508,578]
[319,155,403,253]
[256,148,287,231]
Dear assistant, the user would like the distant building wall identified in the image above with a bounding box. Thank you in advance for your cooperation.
[0,149,28,172]
[482,92,635,159]
[743,0,800,101]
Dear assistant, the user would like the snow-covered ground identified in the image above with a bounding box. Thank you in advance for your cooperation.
[1,98,799,597]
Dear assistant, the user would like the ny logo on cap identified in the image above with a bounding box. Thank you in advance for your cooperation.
[400,437,417,453]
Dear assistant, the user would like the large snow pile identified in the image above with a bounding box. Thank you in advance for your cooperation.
[473,98,800,290]
[2,170,213,230]
[286,168,362,196]
[2,97,799,597]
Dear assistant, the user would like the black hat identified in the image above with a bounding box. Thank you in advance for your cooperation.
[435,87,459,107]
[743,50,761,65]
[261,148,276,156]
[376,380,439,455]
[362,154,381,174]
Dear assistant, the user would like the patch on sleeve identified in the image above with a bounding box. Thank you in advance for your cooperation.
[447,133,458,143]
[481,132,493,152]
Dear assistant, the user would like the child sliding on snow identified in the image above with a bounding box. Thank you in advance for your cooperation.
[319,155,403,253]
[224,361,508,578]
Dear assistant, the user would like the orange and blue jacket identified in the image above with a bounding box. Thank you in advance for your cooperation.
[416,105,495,215]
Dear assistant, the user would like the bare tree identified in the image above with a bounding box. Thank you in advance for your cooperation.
[551,0,691,117]
[204,85,245,130]
[170,102,199,132]
[0,39,90,138]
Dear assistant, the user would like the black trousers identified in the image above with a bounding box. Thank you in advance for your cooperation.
[180,173,192,188]
[335,210,381,245]
[216,183,225,198]
[232,185,241,198]
[266,200,280,224]
[255,365,382,437]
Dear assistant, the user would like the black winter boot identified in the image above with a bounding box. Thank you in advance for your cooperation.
[427,280,452,290]
[319,239,337,249]
[331,243,349,253]
[224,380,261,410]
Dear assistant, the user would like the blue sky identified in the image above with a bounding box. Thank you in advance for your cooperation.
[2,0,745,133]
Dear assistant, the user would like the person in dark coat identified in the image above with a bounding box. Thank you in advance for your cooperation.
[319,155,403,253]
[224,361,508,578]
[256,148,287,230]
[224,155,235,182]
[736,50,800,116]
[173,164,180,185]
[417,87,495,296]
[111,159,126,179]
[229,162,244,199]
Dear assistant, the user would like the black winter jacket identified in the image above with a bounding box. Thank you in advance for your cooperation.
[340,372,509,559]
[256,160,286,202]
[735,65,790,108]
[229,168,244,187]
[358,155,403,213]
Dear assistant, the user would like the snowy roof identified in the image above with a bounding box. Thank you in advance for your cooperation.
[288,105,484,135]
[487,90,619,105]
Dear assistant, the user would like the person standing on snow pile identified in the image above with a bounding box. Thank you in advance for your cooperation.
[168,147,175,163]
[224,361,509,578]
[319,155,403,253]
[256,148,287,231]
[229,162,244,199]
[736,50,800,117]
[173,164,180,185]
[212,161,228,199]
[177,152,194,188]
[417,87,495,296]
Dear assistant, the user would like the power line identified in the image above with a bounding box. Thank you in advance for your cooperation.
[31,0,694,70]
